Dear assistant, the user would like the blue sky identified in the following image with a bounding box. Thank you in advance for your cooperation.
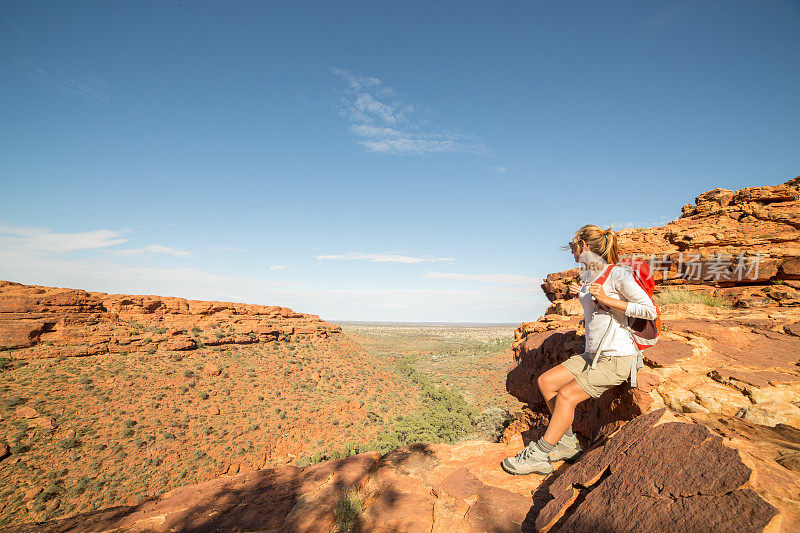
[1,1,798,322]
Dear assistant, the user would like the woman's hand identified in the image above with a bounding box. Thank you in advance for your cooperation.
[567,282,580,297]
[588,282,609,303]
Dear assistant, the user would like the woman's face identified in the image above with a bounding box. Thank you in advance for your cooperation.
[572,238,607,276]
[570,239,585,263]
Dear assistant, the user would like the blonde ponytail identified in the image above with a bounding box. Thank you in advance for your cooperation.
[572,224,619,264]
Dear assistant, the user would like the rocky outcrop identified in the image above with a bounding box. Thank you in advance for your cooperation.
[0,280,341,359]
[543,176,800,308]
[505,304,800,441]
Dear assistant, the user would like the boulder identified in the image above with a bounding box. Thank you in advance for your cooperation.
[202,363,221,377]
[544,299,582,316]
[162,336,196,351]
[739,401,800,427]
[784,321,800,337]
[15,406,38,419]
[0,321,47,349]
[32,417,57,430]
[533,409,797,533]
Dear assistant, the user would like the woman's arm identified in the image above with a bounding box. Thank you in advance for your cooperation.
[589,268,657,320]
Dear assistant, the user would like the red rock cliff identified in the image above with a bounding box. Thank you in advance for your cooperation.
[0,280,341,359]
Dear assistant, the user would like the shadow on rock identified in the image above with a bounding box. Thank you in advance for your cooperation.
[7,451,382,533]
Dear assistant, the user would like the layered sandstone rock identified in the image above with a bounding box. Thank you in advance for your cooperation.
[543,176,800,308]
[0,281,341,359]
[506,300,800,441]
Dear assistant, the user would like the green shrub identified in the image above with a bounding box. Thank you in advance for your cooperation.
[369,357,477,453]
[654,288,732,308]
[5,396,25,409]
[476,407,514,442]
[333,489,364,532]
[57,436,81,450]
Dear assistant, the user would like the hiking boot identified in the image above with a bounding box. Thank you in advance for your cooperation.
[501,441,553,475]
[549,433,582,462]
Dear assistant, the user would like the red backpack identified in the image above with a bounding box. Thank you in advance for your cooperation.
[590,258,662,387]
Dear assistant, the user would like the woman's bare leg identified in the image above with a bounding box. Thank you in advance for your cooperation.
[537,365,577,414]
[543,380,591,445]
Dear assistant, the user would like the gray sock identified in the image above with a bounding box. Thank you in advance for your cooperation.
[563,427,575,439]
[536,437,555,454]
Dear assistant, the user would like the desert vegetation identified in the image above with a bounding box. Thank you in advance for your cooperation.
[654,287,734,308]
[0,322,518,526]
[0,335,419,526]
[342,322,518,412]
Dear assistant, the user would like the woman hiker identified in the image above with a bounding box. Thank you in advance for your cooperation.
[501,224,658,475]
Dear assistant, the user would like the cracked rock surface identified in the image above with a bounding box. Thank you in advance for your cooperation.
[533,409,790,533]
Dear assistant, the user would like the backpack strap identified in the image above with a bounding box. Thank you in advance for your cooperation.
[589,318,614,370]
[588,264,616,369]
[590,314,643,386]
[588,264,644,387]
[592,264,615,312]
[622,323,644,388]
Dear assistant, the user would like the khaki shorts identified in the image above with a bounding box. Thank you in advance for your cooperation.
[560,352,636,399]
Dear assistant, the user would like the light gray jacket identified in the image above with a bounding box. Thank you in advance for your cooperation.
[577,264,658,356]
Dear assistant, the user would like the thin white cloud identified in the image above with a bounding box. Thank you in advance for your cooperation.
[12,57,108,102]
[108,244,194,258]
[0,224,127,253]
[270,265,288,271]
[425,272,540,285]
[202,245,247,254]
[332,67,487,155]
[314,253,455,264]
[490,166,508,174]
